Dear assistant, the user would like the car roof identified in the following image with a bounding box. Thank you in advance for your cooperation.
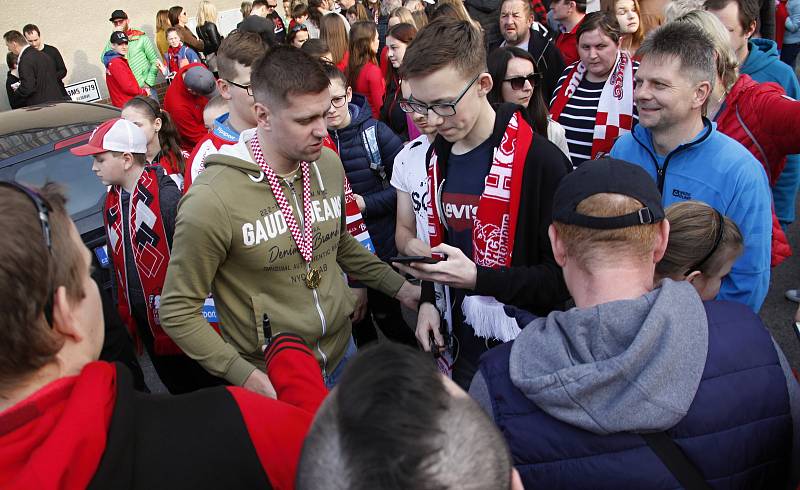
[0,101,121,160]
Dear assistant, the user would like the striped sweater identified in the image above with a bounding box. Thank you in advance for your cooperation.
[550,62,639,166]
[100,29,160,87]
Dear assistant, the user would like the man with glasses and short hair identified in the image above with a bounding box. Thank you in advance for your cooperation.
[184,31,266,191]
[100,10,161,100]
[393,18,571,388]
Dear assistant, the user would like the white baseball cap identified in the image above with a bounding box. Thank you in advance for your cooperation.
[70,117,148,156]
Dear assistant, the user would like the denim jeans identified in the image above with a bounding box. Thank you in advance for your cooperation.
[324,336,357,389]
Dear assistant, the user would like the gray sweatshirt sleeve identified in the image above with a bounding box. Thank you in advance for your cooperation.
[468,370,495,419]
[774,339,800,489]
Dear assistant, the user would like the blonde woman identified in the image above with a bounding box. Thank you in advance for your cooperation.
[155,10,171,59]
[196,1,223,73]
[388,6,415,27]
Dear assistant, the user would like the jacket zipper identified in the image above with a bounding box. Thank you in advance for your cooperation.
[285,177,330,376]
[631,120,714,194]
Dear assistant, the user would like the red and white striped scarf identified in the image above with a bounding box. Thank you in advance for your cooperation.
[550,51,635,159]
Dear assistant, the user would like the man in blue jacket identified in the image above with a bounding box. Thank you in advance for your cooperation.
[470,158,799,489]
[323,64,415,347]
[707,0,800,231]
[610,22,772,312]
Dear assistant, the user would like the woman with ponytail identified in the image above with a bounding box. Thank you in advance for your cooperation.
[122,96,188,190]
[347,21,384,118]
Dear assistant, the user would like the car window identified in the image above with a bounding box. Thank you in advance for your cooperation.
[13,147,106,218]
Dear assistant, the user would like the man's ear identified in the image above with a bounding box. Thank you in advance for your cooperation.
[745,20,757,41]
[477,72,493,97]
[217,78,233,101]
[346,85,353,102]
[548,224,567,267]
[653,218,670,263]
[254,101,273,131]
[122,152,136,171]
[685,269,703,283]
[693,79,712,110]
[50,285,82,343]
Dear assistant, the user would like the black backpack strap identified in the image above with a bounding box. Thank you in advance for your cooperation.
[642,432,713,490]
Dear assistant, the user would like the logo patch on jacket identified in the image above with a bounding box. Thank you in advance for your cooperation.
[672,188,691,200]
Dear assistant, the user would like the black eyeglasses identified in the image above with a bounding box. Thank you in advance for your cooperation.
[225,79,253,96]
[504,73,539,90]
[399,73,481,117]
[330,93,348,108]
[266,2,278,8]
[0,181,54,327]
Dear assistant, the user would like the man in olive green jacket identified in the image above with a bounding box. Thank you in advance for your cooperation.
[160,46,419,395]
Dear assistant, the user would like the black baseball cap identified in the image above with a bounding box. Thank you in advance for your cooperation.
[109,9,128,21]
[552,158,665,229]
[110,31,129,44]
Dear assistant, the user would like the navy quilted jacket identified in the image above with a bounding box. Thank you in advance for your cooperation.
[328,94,404,260]
[476,291,793,489]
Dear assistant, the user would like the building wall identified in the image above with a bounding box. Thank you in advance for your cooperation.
[0,0,254,112]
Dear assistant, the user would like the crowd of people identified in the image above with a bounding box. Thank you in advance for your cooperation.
[2,0,800,488]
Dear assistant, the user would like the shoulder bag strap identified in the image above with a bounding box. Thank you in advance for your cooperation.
[642,432,713,490]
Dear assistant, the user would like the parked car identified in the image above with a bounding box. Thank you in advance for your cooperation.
[0,101,148,389]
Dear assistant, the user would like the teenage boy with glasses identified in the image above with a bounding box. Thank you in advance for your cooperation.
[323,63,415,347]
[394,17,571,388]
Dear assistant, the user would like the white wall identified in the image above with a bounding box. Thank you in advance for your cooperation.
[0,1,251,111]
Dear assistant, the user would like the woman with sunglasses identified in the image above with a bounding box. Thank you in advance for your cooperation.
[288,23,310,48]
[488,46,570,161]
[168,5,205,53]
[549,11,638,167]
[381,23,417,141]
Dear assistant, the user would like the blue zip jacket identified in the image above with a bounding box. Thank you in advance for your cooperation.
[328,94,404,260]
[741,38,800,227]
[610,120,772,312]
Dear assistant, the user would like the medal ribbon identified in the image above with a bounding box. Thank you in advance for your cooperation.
[249,135,314,263]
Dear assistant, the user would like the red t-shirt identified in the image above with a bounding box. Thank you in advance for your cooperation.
[354,61,385,119]
[556,17,584,67]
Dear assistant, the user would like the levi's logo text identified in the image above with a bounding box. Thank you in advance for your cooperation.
[442,192,480,232]
[242,196,342,246]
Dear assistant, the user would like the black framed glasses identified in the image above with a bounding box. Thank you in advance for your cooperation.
[0,181,54,326]
[225,79,253,96]
[330,93,348,108]
[399,73,481,117]
[504,73,539,90]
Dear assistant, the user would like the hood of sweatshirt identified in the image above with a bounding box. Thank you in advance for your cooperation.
[346,93,372,129]
[0,362,117,489]
[509,279,708,435]
[207,128,263,177]
[742,38,780,75]
[102,49,124,68]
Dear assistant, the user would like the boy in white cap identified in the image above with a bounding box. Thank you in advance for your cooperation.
[71,118,222,393]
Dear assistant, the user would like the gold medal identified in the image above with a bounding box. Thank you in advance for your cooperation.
[304,267,322,289]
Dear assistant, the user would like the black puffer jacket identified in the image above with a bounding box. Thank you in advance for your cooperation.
[196,22,223,56]
[328,94,404,260]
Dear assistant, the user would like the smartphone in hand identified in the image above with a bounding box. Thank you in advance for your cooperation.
[389,255,444,265]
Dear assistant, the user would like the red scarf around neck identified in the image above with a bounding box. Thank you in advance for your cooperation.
[167,45,182,76]
[105,167,181,355]
[427,111,532,268]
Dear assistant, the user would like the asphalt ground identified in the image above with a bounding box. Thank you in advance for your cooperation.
[141,210,800,393]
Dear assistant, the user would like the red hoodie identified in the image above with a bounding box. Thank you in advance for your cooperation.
[164,62,211,153]
[716,74,800,266]
[104,51,148,108]
[0,334,327,490]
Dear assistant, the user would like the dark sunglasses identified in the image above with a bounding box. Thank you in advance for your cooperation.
[504,73,539,90]
[291,23,308,32]
[0,181,54,327]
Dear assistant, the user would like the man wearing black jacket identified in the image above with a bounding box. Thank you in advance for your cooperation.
[3,30,67,106]
[23,24,69,98]
[489,0,565,103]
[395,18,570,388]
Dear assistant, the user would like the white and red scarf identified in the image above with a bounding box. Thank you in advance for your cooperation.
[550,51,635,159]
[427,111,532,342]
[105,168,181,355]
